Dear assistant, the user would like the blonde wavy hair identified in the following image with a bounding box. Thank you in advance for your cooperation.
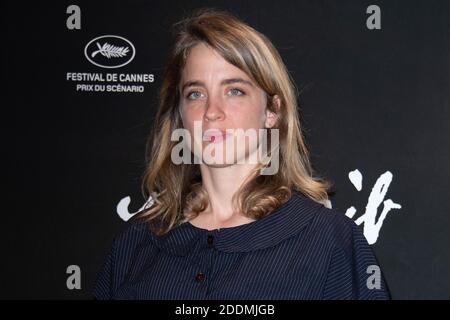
[138,8,332,236]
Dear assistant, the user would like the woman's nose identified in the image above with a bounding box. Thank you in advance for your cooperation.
[204,98,225,122]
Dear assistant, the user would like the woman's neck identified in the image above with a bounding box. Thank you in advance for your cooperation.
[193,163,257,229]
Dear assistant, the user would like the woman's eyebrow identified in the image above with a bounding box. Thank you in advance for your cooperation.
[181,77,254,92]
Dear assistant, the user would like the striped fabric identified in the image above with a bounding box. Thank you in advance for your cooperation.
[92,190,390,300]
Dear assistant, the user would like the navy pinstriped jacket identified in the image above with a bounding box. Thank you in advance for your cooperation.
[92,190,390,300]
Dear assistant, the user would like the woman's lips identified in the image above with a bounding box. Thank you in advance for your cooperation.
[209,134,225,143]
[203,129,232,143]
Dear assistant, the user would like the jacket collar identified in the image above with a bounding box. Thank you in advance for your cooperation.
[152,190,323,256]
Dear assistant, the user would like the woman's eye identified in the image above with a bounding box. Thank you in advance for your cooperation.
[186,91,203,100]
[186,88,245,100]
[229,88,245,96]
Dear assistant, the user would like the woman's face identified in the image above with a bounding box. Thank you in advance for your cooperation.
[179,42,278,166]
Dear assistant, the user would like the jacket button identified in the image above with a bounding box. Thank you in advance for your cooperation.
[207,235,214,246]
[195,272,205,282]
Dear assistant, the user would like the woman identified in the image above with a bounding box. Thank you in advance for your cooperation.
[92,8,390,300]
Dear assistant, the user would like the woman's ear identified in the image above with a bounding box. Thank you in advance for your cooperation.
[265,95,281,128]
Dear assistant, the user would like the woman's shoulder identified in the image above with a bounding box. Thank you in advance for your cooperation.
[92,215,161,298]
[111,215,157,250]
[292,191,355,229]
[308,203,390,299]
[297,195,365,251]
[279,191,364,253]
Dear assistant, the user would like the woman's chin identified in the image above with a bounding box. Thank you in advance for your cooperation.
[202,162,235,168]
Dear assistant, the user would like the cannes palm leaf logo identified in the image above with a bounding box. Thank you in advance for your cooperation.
[85,35,135,68]
[91,42,130,59]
